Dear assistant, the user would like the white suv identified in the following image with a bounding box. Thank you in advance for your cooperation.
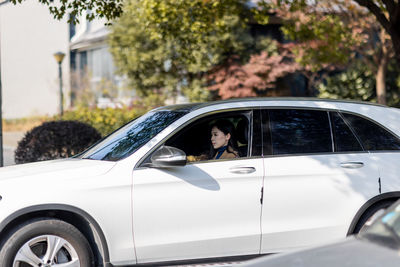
[1,98,400,267]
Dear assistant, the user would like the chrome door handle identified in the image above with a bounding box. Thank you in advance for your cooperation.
[229,166,256,174]
[340,162,364,169]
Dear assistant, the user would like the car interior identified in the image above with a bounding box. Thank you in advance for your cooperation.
[165,112,251,162]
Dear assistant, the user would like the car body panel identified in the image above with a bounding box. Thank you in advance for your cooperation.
[0,158,114,180]
[0,158,136,265]
[261,153,379,252]
[132,157,264,263]
[369,153,400,194]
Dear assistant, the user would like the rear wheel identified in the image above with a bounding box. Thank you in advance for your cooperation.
[0,218,93,267]
[353,200,394,234]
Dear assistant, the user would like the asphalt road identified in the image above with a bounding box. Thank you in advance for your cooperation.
[4,145,15,166]
[2,131,24,167]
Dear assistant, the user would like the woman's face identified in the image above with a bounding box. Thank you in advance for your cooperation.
[211,126,230,149]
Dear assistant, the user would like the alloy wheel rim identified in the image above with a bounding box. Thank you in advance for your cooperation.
[13,235,80,267]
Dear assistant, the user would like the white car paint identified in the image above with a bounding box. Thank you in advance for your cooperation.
[132,158,264,263]
[0,159,137,265]
[261,153,378,252]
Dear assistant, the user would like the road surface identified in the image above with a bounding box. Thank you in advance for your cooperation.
[2,131,24,167]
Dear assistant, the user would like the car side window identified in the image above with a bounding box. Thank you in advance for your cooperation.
[330,112,364,152]
[268,109,332,155]
[164,111,254,163]
[342,112,400,151]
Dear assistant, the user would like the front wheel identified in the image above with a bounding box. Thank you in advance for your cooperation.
[0,218,93,267]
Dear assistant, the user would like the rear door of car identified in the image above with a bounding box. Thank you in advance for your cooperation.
[260,108,380,253]
[338,111,400,196]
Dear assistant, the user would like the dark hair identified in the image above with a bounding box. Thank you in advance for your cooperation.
[209,119,239,159]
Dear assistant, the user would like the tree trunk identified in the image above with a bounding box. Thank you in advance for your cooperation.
[390,5,400,68]
[353,1,400,68]
[389,25,400,68]
[376,48,389,105]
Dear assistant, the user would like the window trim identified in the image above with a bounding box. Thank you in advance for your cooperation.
[327,111,335,152]
[252,108,263,157]
[335,111,365,152]
[260,109,281,156]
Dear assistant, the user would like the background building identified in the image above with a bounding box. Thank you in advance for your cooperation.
[0,1,127,119]
[0,0,70,119]
[70,16,129,108]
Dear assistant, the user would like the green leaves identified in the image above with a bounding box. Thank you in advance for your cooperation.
[280,10,360,71]
[10,0,124,24]
[61,106,146,136]
[318,58,400,107]
[318,62,376,101]
[136,0,250,65]
[109,0,258,103]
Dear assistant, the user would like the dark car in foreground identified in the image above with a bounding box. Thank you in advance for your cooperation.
[243,200,400,267]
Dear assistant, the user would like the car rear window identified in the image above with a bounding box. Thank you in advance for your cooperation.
[342,113,400,151]
[330,112,364,152]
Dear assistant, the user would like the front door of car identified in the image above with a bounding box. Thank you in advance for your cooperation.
[131,110,264,264]
[259,109,380,253]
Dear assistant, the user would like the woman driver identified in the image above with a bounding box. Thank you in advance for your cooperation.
[209,119,239,160]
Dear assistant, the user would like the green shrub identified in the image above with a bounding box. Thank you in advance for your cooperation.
[58,107,147,136]
[2,107,146,135]
[15,120,101,164]
[3,116,48,132]
[317,59,400,107]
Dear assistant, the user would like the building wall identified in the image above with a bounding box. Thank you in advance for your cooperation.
[0,0,70,119]
[70,16,129,107]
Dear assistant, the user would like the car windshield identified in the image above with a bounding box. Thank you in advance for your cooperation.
[79,110,187,161]
[360,201,400,250]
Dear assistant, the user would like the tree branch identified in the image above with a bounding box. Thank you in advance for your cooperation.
[353,0,392,33]
[392,2,400,27]
[381,0,396,16]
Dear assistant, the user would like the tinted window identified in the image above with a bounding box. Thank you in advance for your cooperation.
[81,111,186,161]
[269,109,332,155]
[343,113,400,151]
[330,112,364,152]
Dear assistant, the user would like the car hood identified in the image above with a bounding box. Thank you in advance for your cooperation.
[0,158,116,181]
[243,236,400,267]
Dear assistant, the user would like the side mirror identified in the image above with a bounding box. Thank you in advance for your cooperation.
[151,146,187,168]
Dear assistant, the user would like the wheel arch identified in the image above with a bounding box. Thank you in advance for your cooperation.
[347,192,400,236]
[0,204,111,267]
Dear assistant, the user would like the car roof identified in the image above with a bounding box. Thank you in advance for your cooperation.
[156,97,386,112]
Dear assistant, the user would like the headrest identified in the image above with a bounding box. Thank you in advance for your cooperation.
[236,118,249,144]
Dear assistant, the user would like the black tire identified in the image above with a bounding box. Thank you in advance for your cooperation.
[0,218,93,267]
[353,200,394,234]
